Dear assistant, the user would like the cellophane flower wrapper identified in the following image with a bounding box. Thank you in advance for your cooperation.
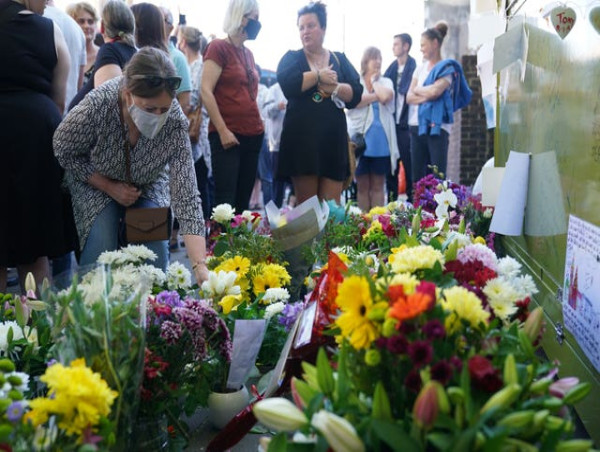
[46,264,147,451]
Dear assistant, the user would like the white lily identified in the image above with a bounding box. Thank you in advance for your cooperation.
[434,189,458,219]
[311,410,365,452]
[253,398,308,432]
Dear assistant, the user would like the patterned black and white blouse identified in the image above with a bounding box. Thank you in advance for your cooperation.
[54,77,205,250]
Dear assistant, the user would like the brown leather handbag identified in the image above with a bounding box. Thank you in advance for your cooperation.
[118,95,170,244]
[186,106,202,144]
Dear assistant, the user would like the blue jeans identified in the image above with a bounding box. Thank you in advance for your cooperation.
[79,198,169,270]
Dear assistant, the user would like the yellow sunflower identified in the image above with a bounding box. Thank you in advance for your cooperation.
[335,275,386,349]
[252,268,284,296]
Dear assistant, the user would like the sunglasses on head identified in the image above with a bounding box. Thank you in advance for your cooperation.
[132,75,182,91]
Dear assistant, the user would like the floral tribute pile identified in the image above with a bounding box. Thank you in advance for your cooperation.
[252,179,594,451]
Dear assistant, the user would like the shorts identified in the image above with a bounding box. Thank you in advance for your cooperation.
[355,156,391,176]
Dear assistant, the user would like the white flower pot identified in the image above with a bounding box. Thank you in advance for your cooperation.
[207,385,250,429]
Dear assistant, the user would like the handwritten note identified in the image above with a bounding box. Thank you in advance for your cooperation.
[562,215,600,373]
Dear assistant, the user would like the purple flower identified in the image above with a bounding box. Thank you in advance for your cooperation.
[449,356,463,372]
[46,359,58,367]
[405,369,422,393]
[279,301,305,331]
[408,340,433,368]
[156,290,184,308]
[387,335,409,354]
[431,360,453,385]
[6,401,24,422]
[422,319,446,340]
[160,320,183,344]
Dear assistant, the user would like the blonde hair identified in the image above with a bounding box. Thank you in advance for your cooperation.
[360,46,381,76]
[180,25,204,53]
[101,0,136,48]
[66,1,98,22]
[223,0,259,36]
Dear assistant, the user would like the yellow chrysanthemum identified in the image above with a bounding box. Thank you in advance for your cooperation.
[387,273,420,295]
[252,262,290,296]
[24,359,118,441]
[219,294,243,315]
[440,286,490,335]
[367,206,388,217]
[335,275,382,349]
[389,245,445,274]
[363,220,383,241]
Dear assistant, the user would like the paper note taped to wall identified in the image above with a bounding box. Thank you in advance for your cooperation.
[493,23,529,80]
[489,151,530,235]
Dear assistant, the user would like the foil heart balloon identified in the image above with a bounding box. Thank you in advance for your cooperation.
[550,6,577,39]
[590,6,600,34]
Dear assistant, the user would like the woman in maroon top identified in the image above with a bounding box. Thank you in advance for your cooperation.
[201,0,264,213]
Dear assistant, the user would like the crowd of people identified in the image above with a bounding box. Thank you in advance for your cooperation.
[0,0,471,292]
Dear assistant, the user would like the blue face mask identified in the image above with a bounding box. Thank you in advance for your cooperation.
[244,18,261,40]
[128,100,169,139]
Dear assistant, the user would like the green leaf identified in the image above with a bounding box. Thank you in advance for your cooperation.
[316,348,334,396]
[372,382,392,422]
[213,241,229,257]
[427,432,454,450]
[268,433,288,452]
[371,419,420,452]
[334,343,350,408]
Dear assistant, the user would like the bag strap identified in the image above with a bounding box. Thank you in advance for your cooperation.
[117,93,132,184]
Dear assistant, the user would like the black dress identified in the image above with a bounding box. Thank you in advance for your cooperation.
[0,2,77,266]
[277,49,362,181]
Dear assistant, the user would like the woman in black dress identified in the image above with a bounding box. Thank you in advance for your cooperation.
[0,0,76,290]
[277,1,362,204]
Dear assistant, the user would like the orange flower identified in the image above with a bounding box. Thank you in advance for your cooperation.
[388,292,433,324]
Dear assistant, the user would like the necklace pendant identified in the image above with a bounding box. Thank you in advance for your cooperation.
[312,91,323,103]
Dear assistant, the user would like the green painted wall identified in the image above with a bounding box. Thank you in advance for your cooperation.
[496,10,600,444]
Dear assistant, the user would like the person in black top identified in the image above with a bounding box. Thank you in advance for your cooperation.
[0,0,77,291]
[384,33,416,202]
[68,0,136,110]
[277,1,362,204]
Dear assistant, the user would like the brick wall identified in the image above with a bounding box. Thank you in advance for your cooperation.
[460,55,494,186]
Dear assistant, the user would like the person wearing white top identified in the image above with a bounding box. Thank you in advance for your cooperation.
[347,47,399,211]
[263,82,288,206]
[44,0,86,111]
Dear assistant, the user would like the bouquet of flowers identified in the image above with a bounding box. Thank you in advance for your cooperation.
[253,254,591,450]
[141,290,232,426]
[45,264,147,451]
[0,275,53,394]
[1,356,117,451]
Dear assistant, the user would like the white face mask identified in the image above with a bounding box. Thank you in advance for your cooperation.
[128,99,169,139]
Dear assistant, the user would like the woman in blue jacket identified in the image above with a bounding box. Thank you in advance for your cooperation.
[406,21,471,182]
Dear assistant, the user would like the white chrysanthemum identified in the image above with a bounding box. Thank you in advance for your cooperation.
[488,296,518,323]
[483,208,493,218]
[262,287,290,304]
[483,277,521,307]
[347,205,362,216]
[166,262,192,290]
[446,231,472,249]
[241,210,254,221]
[434,189,458,218]
[3,371,30,392]
[137,265,167,287]
[212,203,236,223]
[201,270,241,297]
[264,302,285,320]
[97,250,127,266]
[513,274,538,299]
[497,256,522,279]
[121,245,157,263]
[0,321,37,352]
